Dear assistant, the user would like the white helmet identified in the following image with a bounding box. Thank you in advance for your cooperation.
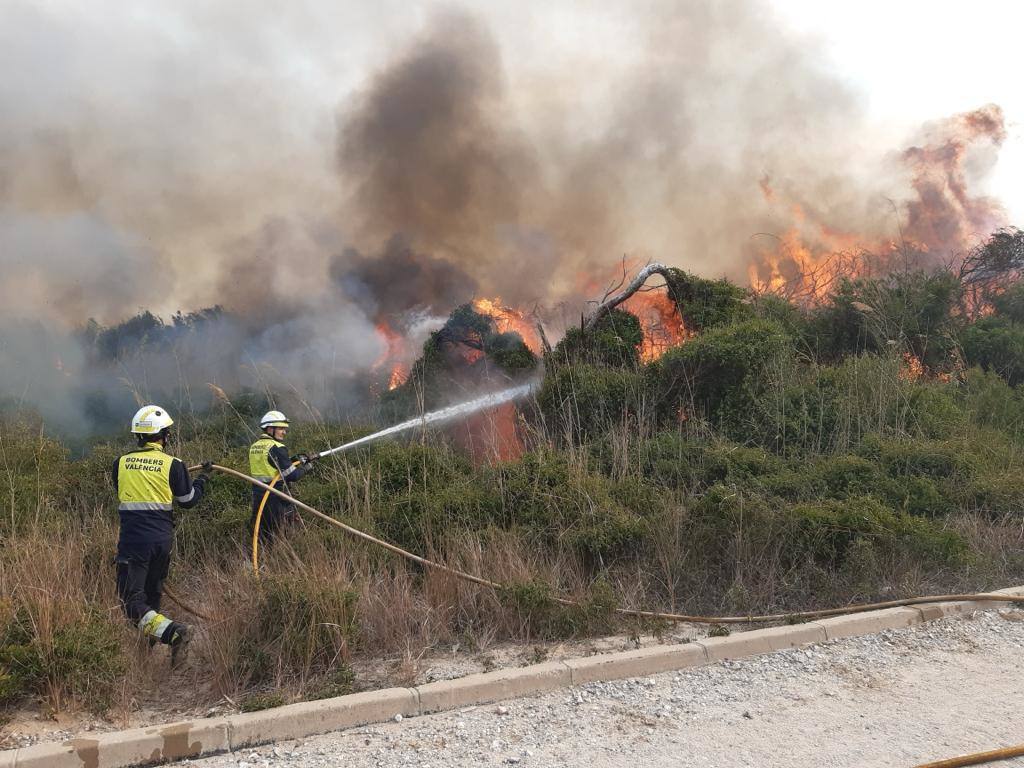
[259,410,290,430]
[131,405,174,435]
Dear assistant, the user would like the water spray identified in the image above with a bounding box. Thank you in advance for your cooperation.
[249,380,537,575]
[310,380,537,460]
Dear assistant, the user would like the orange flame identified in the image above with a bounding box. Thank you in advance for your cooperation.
[373,322,410,392]
[387,364,407,390]
[749,106,1007,304]
[900,351,924,381]
[472,298,542,353]
[622,290,687,362]
[452,400,525,465]
[747,195,904,302]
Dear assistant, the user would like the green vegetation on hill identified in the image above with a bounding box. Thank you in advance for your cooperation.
[2,229,1024,715]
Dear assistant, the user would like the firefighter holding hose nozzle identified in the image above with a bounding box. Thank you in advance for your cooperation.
[113,405,211,666]
[249,410,312,551]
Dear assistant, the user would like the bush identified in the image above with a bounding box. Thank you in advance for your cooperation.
[959,368,1024,439]
[649,319,793,433]
[495,452,658,562]
[228,575,358,687]
[663,269,750,331]
[0,606,125,713]
[551,309,643,369]
[537,364,646,442]
[377,482,497,552]
[382,304,538,417]
[962,316,1024,385]
[240,692,286,712]
[806,270,962,371]
[498,579,617,640]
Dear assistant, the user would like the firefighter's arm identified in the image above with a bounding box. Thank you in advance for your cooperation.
[270,445,308,482]
[169,459,207,509]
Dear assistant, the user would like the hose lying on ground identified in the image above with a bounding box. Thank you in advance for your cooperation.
[183,463,1024,625]
[162,584,212,621]
[913,743,1024,768]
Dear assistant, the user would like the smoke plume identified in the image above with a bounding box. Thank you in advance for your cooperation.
[0,0,1013,434]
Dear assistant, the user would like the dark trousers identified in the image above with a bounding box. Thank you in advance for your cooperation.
[115,539,172,622]
[250,490,296,552]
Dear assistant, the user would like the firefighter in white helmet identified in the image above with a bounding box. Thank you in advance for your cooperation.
[248,410,312,550]
[113,405,210,666]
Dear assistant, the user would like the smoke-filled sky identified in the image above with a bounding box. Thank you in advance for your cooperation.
[1,0,1021,432]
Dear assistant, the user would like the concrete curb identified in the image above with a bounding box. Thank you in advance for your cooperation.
[8,590,1023,767]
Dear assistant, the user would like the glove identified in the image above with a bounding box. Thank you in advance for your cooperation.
[201,461,213,472]
[292,453,312,466]
[192,473,210,492]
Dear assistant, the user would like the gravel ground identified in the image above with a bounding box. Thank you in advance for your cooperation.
[173,610,1024,768]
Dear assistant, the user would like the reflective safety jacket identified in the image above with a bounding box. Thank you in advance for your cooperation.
[248,433,308,518]
[248,434,306,484]
[113,442,204,543]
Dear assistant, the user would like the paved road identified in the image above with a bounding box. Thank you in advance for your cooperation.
[175,610,1024,768]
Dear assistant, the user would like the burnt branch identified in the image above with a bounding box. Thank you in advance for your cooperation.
[584,262,672,330]
[536,321,553,356]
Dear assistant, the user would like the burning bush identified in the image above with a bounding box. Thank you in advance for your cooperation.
[381,303,538,419]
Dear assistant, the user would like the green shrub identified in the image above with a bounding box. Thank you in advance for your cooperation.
[964,472,1024,518]
[306,665,357,700]
[649,319,793,433]
[0,416,75,533]
[363,441,472,497]
[857,436,967,480]
[537,364,646,442]
[377,482,497,551]
[779,496,967,568]
[627,431,706,490]
[498,579,617,639]
[905,384,968,439]
[551,309,643,369]
[230,575,358,687]
[663,269,750,331]
[495,452,658,561]
[962,316,1024,386]
[240,692,286,712]
[0,606,125,713]
[959,368,1024,439]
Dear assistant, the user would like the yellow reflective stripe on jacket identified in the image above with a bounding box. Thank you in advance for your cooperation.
[249,435,285,481]
[117,443,174,510]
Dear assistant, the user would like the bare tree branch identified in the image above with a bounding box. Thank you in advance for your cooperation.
[584,262,673,330]
[536,321,552,355]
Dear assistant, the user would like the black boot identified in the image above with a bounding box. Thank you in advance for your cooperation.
[165,622,191,669]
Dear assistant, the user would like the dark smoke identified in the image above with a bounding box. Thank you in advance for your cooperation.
[334,235,479,323]
[0,0,1013,435]
[337,11,535,275]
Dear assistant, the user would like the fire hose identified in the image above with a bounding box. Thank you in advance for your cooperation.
[172,462,1024,767]
[913,744,1024,768]
[186,462,1024,625]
